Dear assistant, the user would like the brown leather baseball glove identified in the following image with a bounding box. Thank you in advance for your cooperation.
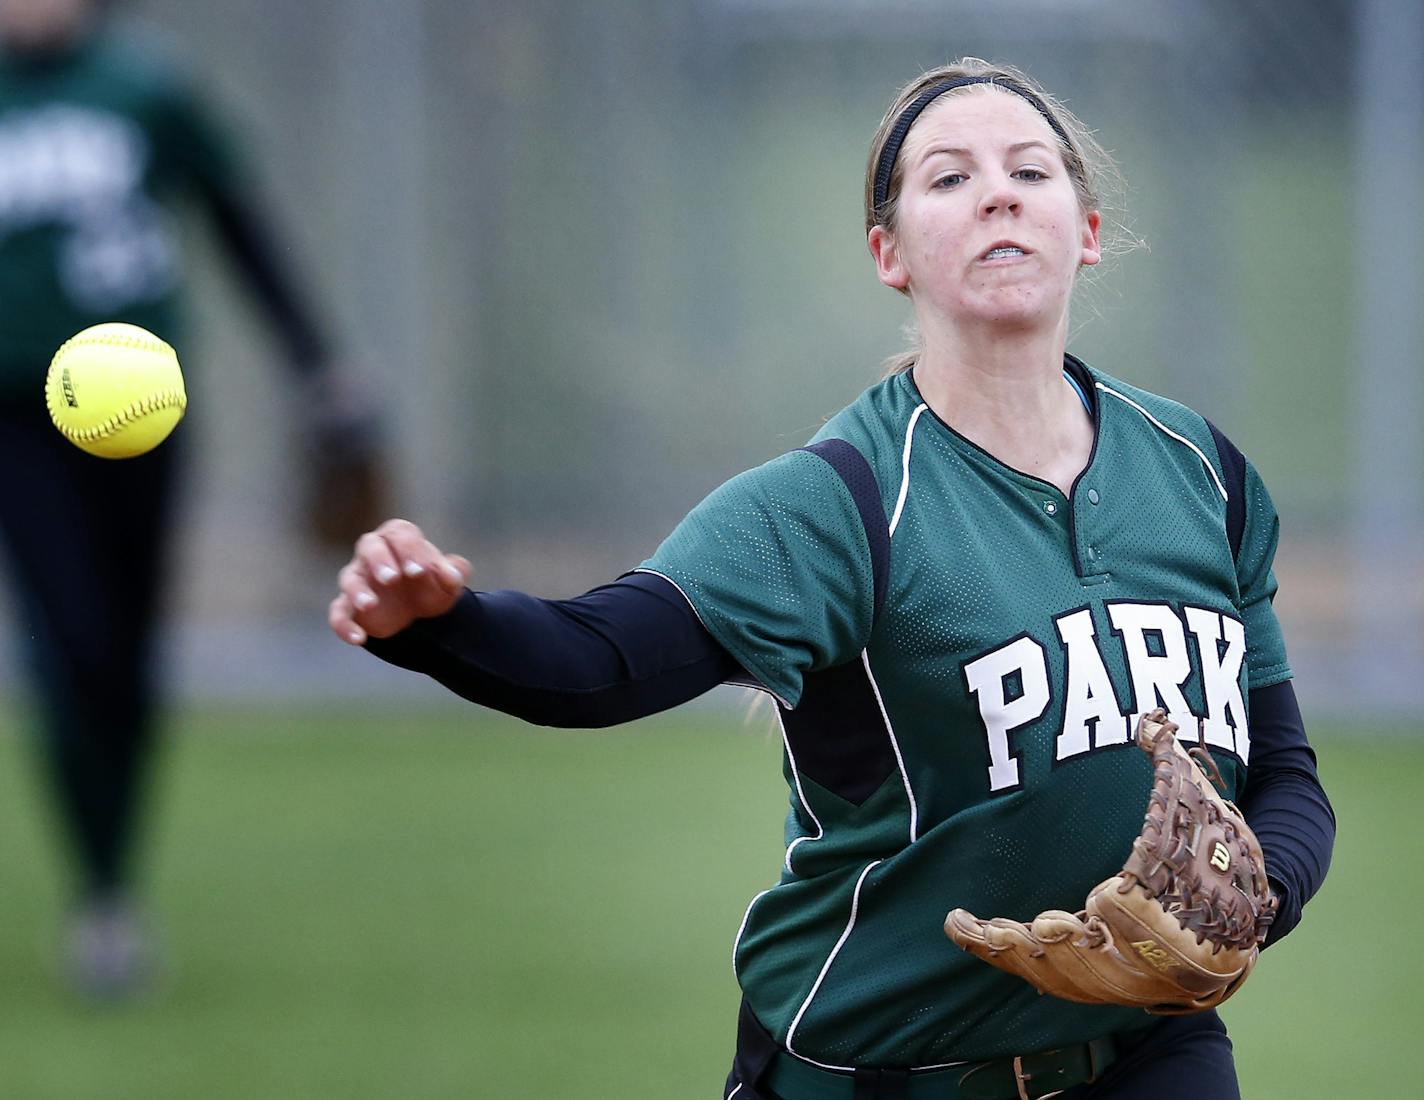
[945,709,1276,1015]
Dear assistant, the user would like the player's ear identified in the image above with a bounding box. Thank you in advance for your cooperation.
[868,224,910,290]
[1079,209,1102,268]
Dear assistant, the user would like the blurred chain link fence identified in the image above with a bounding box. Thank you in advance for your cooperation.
[4,0,1417,717]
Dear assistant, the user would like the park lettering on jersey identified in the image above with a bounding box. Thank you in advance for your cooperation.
[964,600,1249,791]
[961,634,1051,791]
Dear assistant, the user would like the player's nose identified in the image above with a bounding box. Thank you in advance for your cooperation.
[979,179,1021,218]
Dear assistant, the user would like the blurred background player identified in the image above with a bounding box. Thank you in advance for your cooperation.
[0,0,381,999]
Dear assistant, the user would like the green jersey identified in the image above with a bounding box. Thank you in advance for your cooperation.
[642,357,1289,1067]
[0,27,241,395]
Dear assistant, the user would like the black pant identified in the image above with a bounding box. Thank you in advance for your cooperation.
[725,1004,1238,1100]
[1057,1011,1237,1099]
[0,396,180,897]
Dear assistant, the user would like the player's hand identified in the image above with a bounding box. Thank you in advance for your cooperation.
[329,518,472,645]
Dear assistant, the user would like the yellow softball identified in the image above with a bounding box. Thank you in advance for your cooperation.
[45,323,187,459]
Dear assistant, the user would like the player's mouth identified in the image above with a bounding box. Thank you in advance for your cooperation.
[978,242,1031,263]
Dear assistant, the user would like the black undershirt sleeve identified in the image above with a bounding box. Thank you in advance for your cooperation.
[362,571,744,728]
[1238,679,1336,948]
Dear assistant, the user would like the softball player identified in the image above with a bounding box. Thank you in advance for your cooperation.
[331,59,1334,1099]
[0,0,363,998]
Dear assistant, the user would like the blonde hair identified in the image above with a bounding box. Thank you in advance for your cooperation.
[865,58,1133,375]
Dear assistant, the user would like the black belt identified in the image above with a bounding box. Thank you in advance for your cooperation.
[736,1000,1150,1100]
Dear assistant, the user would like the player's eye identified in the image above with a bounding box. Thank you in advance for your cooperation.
[1013,167,1049,182]
[933,173,967,189]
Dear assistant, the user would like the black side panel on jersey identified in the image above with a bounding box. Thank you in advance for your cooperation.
[784,440,895,805]
[1204,418,1247,563]
[799,439,889,623]
[781,658,896,806]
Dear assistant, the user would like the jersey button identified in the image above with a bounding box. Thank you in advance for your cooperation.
[1087,489,1100,505]
[1043,500,1058,515]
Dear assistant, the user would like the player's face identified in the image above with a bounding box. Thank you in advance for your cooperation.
[0,0,93,51]
[869,88,1101,336]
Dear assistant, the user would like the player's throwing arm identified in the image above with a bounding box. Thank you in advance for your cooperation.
[329,519,471,645]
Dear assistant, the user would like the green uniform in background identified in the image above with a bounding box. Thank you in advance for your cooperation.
[0,24,240,394]
[644,356,1288,1067]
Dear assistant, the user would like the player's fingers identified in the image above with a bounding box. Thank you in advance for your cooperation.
[376,522,431,574]
[446,554,474,583]
[338,562,381,611]
[375,517,431,575]
[400,553,461,608]
[427,552,471,592]
[355,530,403,586]
[379,525,463,587]
[328,593,367,646]
[375,517,425,541]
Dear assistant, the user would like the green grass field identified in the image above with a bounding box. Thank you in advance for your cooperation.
[0,706,1416,1099]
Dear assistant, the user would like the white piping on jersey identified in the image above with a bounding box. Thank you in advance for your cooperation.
[631,567,793,709]
[731,886,775,978]
[1094,383,1228,502]
[888,403,928,537]
[632,567,709,627]
[726,1085,743,1099]
[738,855,970,1073]
[784,859,883,1069]
[775,706,826,875]
[861,650,919,843]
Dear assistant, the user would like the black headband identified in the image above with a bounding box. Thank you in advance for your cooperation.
[871,76,1073,223]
